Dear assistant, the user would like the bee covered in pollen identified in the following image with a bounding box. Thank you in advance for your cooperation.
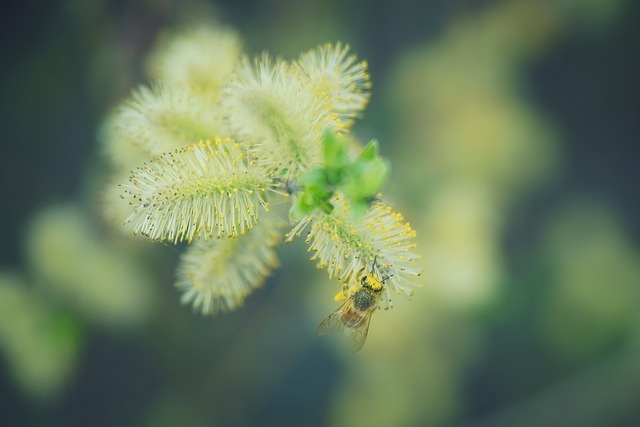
[317,258,388,352]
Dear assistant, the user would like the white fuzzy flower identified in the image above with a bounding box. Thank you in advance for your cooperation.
[221,54,340,180]
[176,213,284,315]
[100,84,227,170]
[295,43,371,129]
[146,25,243,99]
[287,195,421,307]
[122,138,272,243]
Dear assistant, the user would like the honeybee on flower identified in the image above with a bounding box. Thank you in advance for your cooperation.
[317,258,389,352]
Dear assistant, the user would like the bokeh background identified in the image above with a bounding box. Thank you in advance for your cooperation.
[1,0,639,426]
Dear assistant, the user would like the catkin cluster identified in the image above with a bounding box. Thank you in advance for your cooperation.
[101,25,420,315]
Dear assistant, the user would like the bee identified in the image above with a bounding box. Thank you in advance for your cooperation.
[317,259,387,352]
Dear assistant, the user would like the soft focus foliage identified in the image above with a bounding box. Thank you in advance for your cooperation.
[26,205,155,327]
[539,200,640,360]
[0,272,79,400]
[0,204,156,400]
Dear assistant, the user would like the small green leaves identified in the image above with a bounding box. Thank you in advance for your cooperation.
[323,130,350,183]
[288,169,333,219]
[340,139,390,218]
[290,131,390,220]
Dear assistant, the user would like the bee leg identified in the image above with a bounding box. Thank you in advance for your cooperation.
[333,283,349,302]
[341,282,349,295]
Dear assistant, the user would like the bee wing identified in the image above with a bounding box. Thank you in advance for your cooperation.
[343,310,374,352]
[318,300,376,352]
[317,302,349,336]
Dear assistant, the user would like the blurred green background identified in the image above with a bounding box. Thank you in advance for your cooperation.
[1,0,639,426]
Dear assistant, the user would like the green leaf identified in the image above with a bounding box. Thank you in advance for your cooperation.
[350,200,370,220]
[356,156,390,197]
[323,130,348,165]
[289,199,311,220]
[338,156,389,201]
[357,139,379,161]
[289,131,390,220]
[299,168,327,186]
[319,199,335,214]
[322,131,350,184]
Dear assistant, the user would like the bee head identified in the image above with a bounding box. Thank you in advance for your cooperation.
[358,255,385,294]
[360,274,383,294]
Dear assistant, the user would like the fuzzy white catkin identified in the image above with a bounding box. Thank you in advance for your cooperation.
[287,195,421,308]
[146,25,243,99]
[122,138,272,243]
[221,54,340,181]
[100,84,227,171]
[176,212,285,314]
[294,42,371,129]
